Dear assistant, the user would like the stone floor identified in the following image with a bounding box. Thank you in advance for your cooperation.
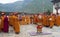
[0,24,60,37]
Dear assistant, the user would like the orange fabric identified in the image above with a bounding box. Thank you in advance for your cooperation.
[38,16,43,24]
[25,16,30,24]
[0,19,2,32]
[49,15,55,28]
[33,16,38,24]
[13,15,20,33]
[1,16,5,29]
[30,16,34,24]
[56,15,60,26]
[9,15,14,26]
[21,16,26,25]
[42,15,49,26]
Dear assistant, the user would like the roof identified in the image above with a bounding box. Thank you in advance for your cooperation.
[51,0,60,3]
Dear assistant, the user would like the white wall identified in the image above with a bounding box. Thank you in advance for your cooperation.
[58,9,60,13]
[53,5,56,14]
[53,5,60,14]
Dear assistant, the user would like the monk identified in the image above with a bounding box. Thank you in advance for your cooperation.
[9,13,14,26]
[1,12,5,31]
[18,14,22,25]
[55,14,60,26]
[35,14,43,33]
[33,14,38,24]
[38,14,43,24]
[30,15,34,24]
[37,23,43,33]
[13,12,20,34]
[48,14,55,28]
[21,15,26,25]
[42,14,49,27]
[25,15,30,24]
[3,15,9,33]
[0,17,2,32]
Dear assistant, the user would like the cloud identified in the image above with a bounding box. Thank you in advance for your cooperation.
[0,0,24,4]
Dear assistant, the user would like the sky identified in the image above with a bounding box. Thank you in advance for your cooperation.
[0,0,24,4]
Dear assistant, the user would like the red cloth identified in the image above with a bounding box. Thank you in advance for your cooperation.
[3,16,9,32]
[37,25,43,29]
[34,17,39,23]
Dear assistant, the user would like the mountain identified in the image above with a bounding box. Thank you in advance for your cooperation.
[0,1,24,12]
[0,0,53,13]
[23,0,53,13]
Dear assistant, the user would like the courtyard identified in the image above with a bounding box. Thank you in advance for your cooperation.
[0,24,60,37]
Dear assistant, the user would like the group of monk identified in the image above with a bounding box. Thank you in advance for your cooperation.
[17,13,60,28]
[33,13,60,28]
[0,12,20,34]
[0,12,60,34]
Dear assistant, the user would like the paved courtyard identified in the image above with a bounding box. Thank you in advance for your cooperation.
[0,24,60,37]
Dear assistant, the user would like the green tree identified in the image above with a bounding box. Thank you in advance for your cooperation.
[46,10,52,15]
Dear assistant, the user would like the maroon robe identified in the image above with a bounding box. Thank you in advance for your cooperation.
[3,16,9,32]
